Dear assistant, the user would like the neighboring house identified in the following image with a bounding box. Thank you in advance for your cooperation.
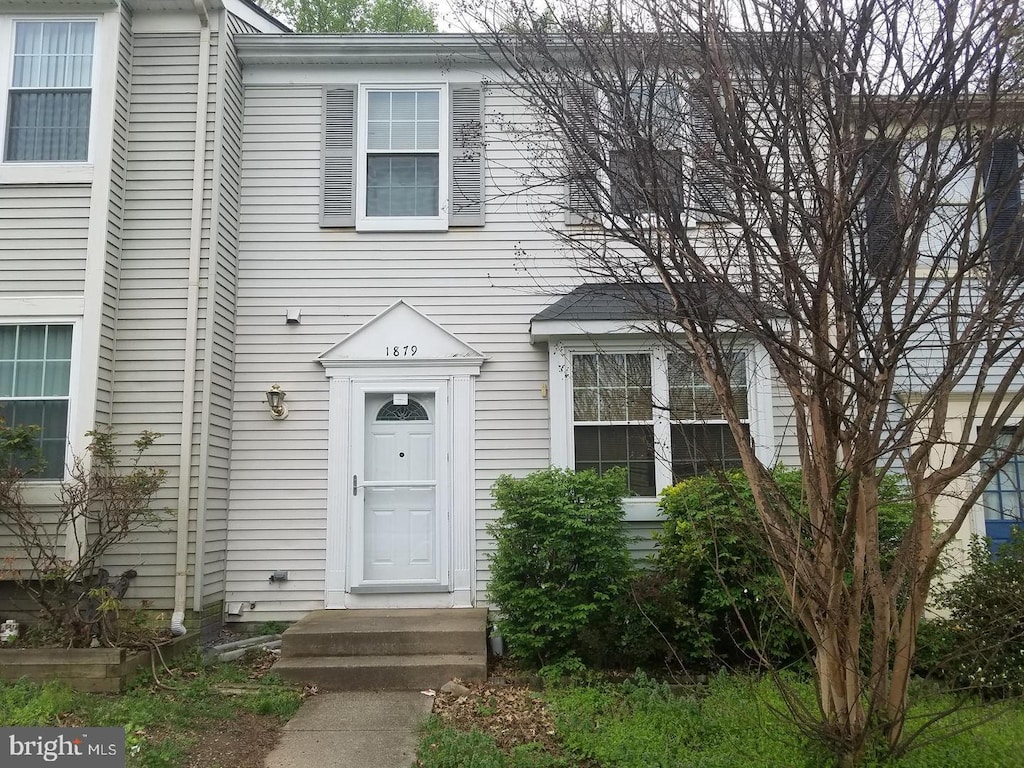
[0,1,1020,633]
[0,0,287,633]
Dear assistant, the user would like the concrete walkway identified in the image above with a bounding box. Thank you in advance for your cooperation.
[264,690,434,768]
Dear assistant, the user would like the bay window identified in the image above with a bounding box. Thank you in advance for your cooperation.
[569,347,749,496]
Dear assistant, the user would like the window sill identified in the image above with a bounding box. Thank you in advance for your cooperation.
[0,163,94,186]
[18,481,64,506]
[622,497,660,522]
[355,216,448,233]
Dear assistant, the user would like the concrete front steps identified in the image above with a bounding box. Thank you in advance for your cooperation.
[272,608,488,691]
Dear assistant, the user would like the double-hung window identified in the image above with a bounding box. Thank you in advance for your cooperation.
[606,86,685,219]
[573,353,657,495]
[667,352,746,478]
[321,83,485,231]
[363,87,444,223]
[0,324,73,479]
[5,20,95,163]
[571,348,748,496]
[865,136,1023,271]
[566,80,730,226]
[917,141,978,262]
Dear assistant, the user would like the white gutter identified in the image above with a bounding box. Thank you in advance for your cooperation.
[172,0,212,637]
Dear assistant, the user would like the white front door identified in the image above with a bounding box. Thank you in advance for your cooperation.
[362,393,438,582]
[321,301,483,607]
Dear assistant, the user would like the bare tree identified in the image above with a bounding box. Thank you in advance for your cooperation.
[465,0,1024,763]
[1,428,166,646]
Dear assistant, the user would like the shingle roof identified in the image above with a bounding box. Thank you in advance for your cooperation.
[536,282,754,323]
[532,283,670,322]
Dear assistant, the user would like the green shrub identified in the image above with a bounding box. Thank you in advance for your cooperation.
[488,467,633,667]
[632,468,914,672]
[647,469,804,669]
[926,530,1024,697]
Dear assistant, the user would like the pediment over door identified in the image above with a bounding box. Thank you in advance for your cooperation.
[318,300,486,375]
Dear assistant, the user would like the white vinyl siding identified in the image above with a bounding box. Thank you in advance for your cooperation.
[0,185,90,295]
[95,3,133,428]
[230,75,802,614]
[198,11,251,613]
[107,31,205,609]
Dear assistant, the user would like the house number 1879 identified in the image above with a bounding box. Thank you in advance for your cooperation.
[385,345,418,357]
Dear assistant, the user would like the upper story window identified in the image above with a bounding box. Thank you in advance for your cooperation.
[0,324,73,479]
[364,88,442,222]
[321,83,485,231]
[5,20,95,163]
[607,86,685,219]
[564,79,731,226]
[863,136,1023,271]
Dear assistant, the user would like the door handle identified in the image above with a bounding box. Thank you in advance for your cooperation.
[352,474,358,496]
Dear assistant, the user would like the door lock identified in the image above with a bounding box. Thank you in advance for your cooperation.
[352,474,358,496]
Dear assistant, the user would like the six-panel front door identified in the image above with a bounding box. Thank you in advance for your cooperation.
[360,393,439,583]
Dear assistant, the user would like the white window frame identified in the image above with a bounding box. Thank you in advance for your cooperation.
[0,16,99,183]
[0,313,81,484]
[355,83,449,233]
[548,338,775,520]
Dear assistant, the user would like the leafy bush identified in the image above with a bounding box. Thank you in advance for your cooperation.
[645,469,804,669]
[925,530,1024,697]
[488,467,633,667]
[622,468,914,672]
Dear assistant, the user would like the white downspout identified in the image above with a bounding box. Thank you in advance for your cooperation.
[172,0,212,637]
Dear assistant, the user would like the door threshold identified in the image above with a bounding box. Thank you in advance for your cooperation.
[349,583,450,594]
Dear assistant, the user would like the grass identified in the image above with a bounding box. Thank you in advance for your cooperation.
[0,648,303,768]
[417,673,1024,768]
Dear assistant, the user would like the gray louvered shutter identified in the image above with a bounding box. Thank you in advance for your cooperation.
[689,85,730,223]
[564,85,600,226]
[862,141,898,272]
[449,84,485,226]
[985,139,1023,268]
[321,86,357,228]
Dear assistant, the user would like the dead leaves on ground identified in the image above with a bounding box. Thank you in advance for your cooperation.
[432,680,561,755]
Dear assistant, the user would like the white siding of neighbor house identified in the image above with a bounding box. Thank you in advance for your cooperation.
[197,12,250,613]
[0,186,90,297]
[105,31,203,607]
[95,3,134,428]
